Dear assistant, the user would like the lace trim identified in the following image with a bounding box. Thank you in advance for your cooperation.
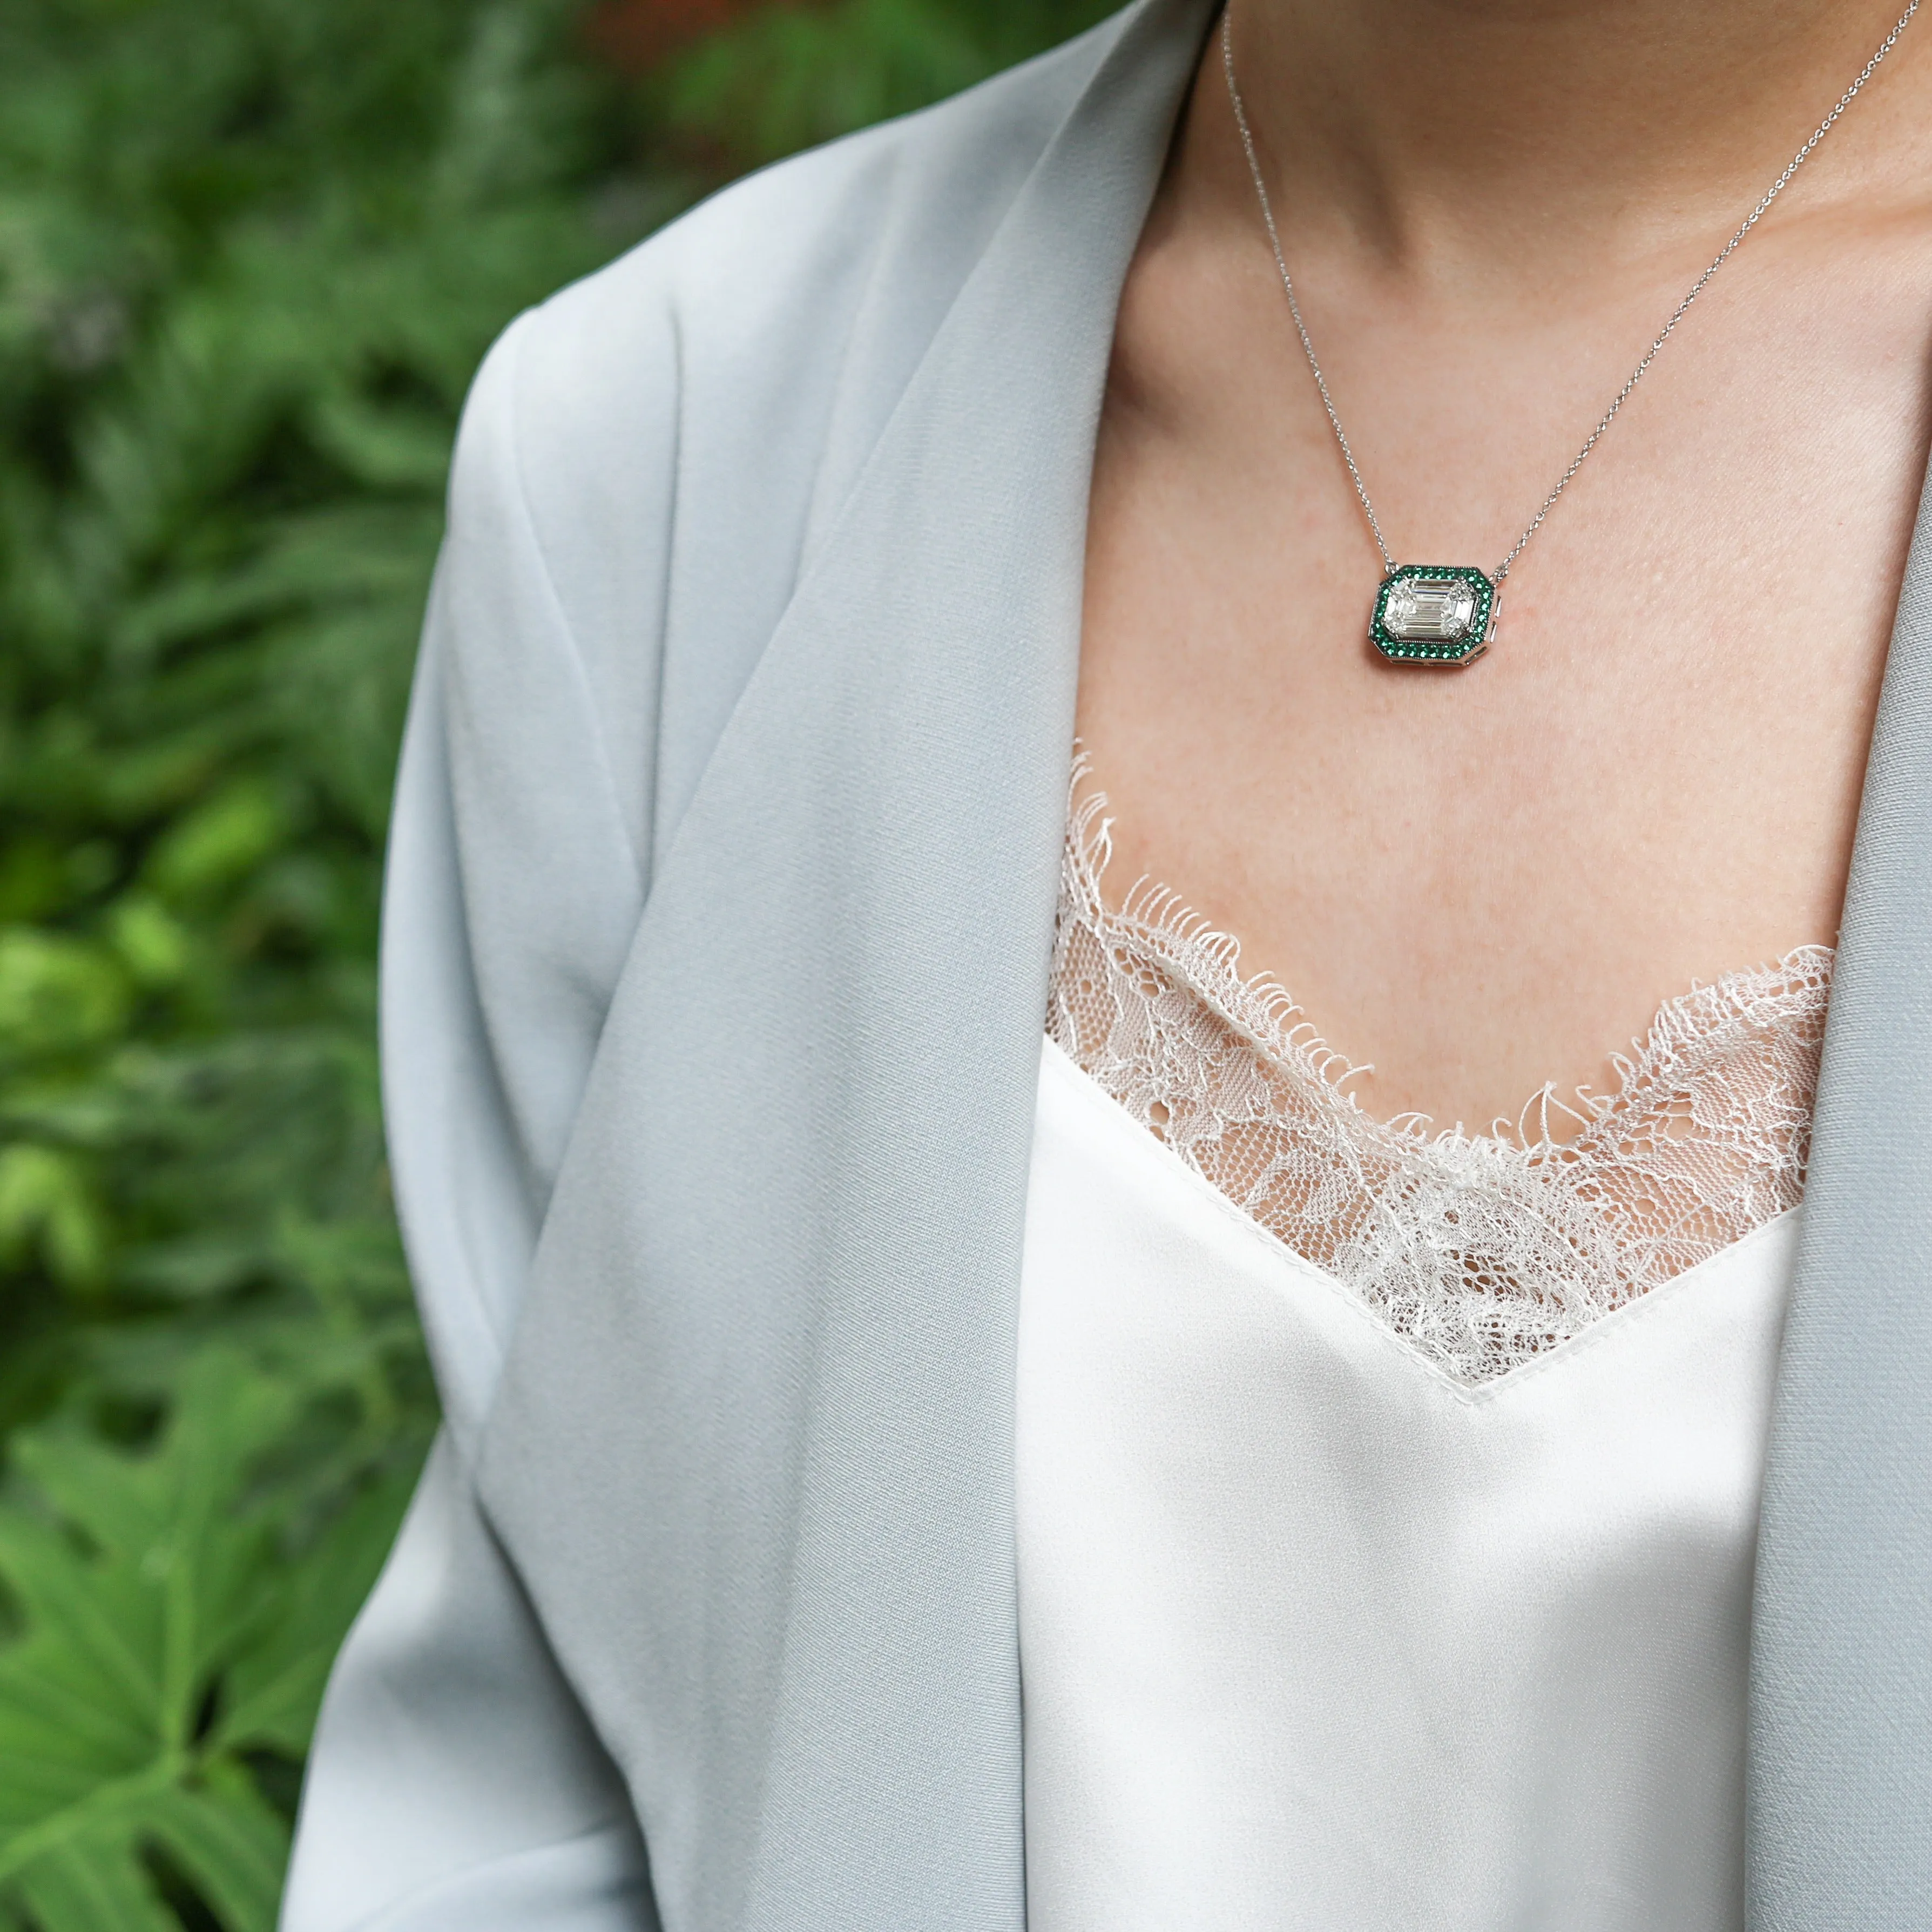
[1046,764,1832,1386]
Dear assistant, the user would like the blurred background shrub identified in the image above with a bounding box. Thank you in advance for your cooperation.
[0,0,1106,1920]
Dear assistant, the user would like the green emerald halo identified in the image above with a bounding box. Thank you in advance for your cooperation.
[1370,564,1497,667]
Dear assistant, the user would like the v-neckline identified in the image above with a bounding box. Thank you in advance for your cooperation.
[1040,1031,1804,1402]
[1048,761,1831,1387]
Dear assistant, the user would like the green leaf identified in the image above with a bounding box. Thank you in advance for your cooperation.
[143,781,289,908]
[100,893,192,992]
[0,934,129,1060]
[12,1837,177,1932]
[147,1773,288,1932]
[0,1353,360,1928]
[0,1145,106,1288]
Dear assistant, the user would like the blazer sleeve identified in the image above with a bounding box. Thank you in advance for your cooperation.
[280,297,670,1930]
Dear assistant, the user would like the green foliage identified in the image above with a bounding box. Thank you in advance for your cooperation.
[0,1352,413,1929]
[659,0,1110,166]
[0,0,1110,1921]
[0,0,640,1428]
[0,0,643,1921]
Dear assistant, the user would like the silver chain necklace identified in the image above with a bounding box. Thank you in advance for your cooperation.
[1222,2,1920,666]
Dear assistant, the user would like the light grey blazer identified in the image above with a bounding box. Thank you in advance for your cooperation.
[279,0,1932,1922]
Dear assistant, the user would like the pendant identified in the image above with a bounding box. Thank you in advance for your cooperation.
[1370,564,1497,667]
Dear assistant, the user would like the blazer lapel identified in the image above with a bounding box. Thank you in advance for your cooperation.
[475,3,1212,1928]
[1749,451,1932,1926]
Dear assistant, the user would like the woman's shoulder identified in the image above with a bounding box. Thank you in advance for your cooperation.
[427,6,1144,890]
[461,8,1133,499]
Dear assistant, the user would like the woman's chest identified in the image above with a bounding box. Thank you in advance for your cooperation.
[1075,194,1932,1131]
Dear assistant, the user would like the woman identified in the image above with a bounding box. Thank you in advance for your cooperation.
[282,0,1932,1924]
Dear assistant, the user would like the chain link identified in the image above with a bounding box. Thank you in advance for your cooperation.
[1222,1,1920,584]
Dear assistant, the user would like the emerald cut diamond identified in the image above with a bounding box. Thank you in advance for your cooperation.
[1371,565,1496,666]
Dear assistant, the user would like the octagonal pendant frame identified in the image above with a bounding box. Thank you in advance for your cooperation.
[1370,564,1497,667]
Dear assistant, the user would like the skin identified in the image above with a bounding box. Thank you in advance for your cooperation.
[1075,0,1932,1134]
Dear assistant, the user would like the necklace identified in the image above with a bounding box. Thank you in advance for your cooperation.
[1222,3,1920,666]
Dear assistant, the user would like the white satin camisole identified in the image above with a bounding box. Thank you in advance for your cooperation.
[1015,774,1829,1931]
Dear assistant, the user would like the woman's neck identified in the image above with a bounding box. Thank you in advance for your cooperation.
[1226,0,1925,286]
